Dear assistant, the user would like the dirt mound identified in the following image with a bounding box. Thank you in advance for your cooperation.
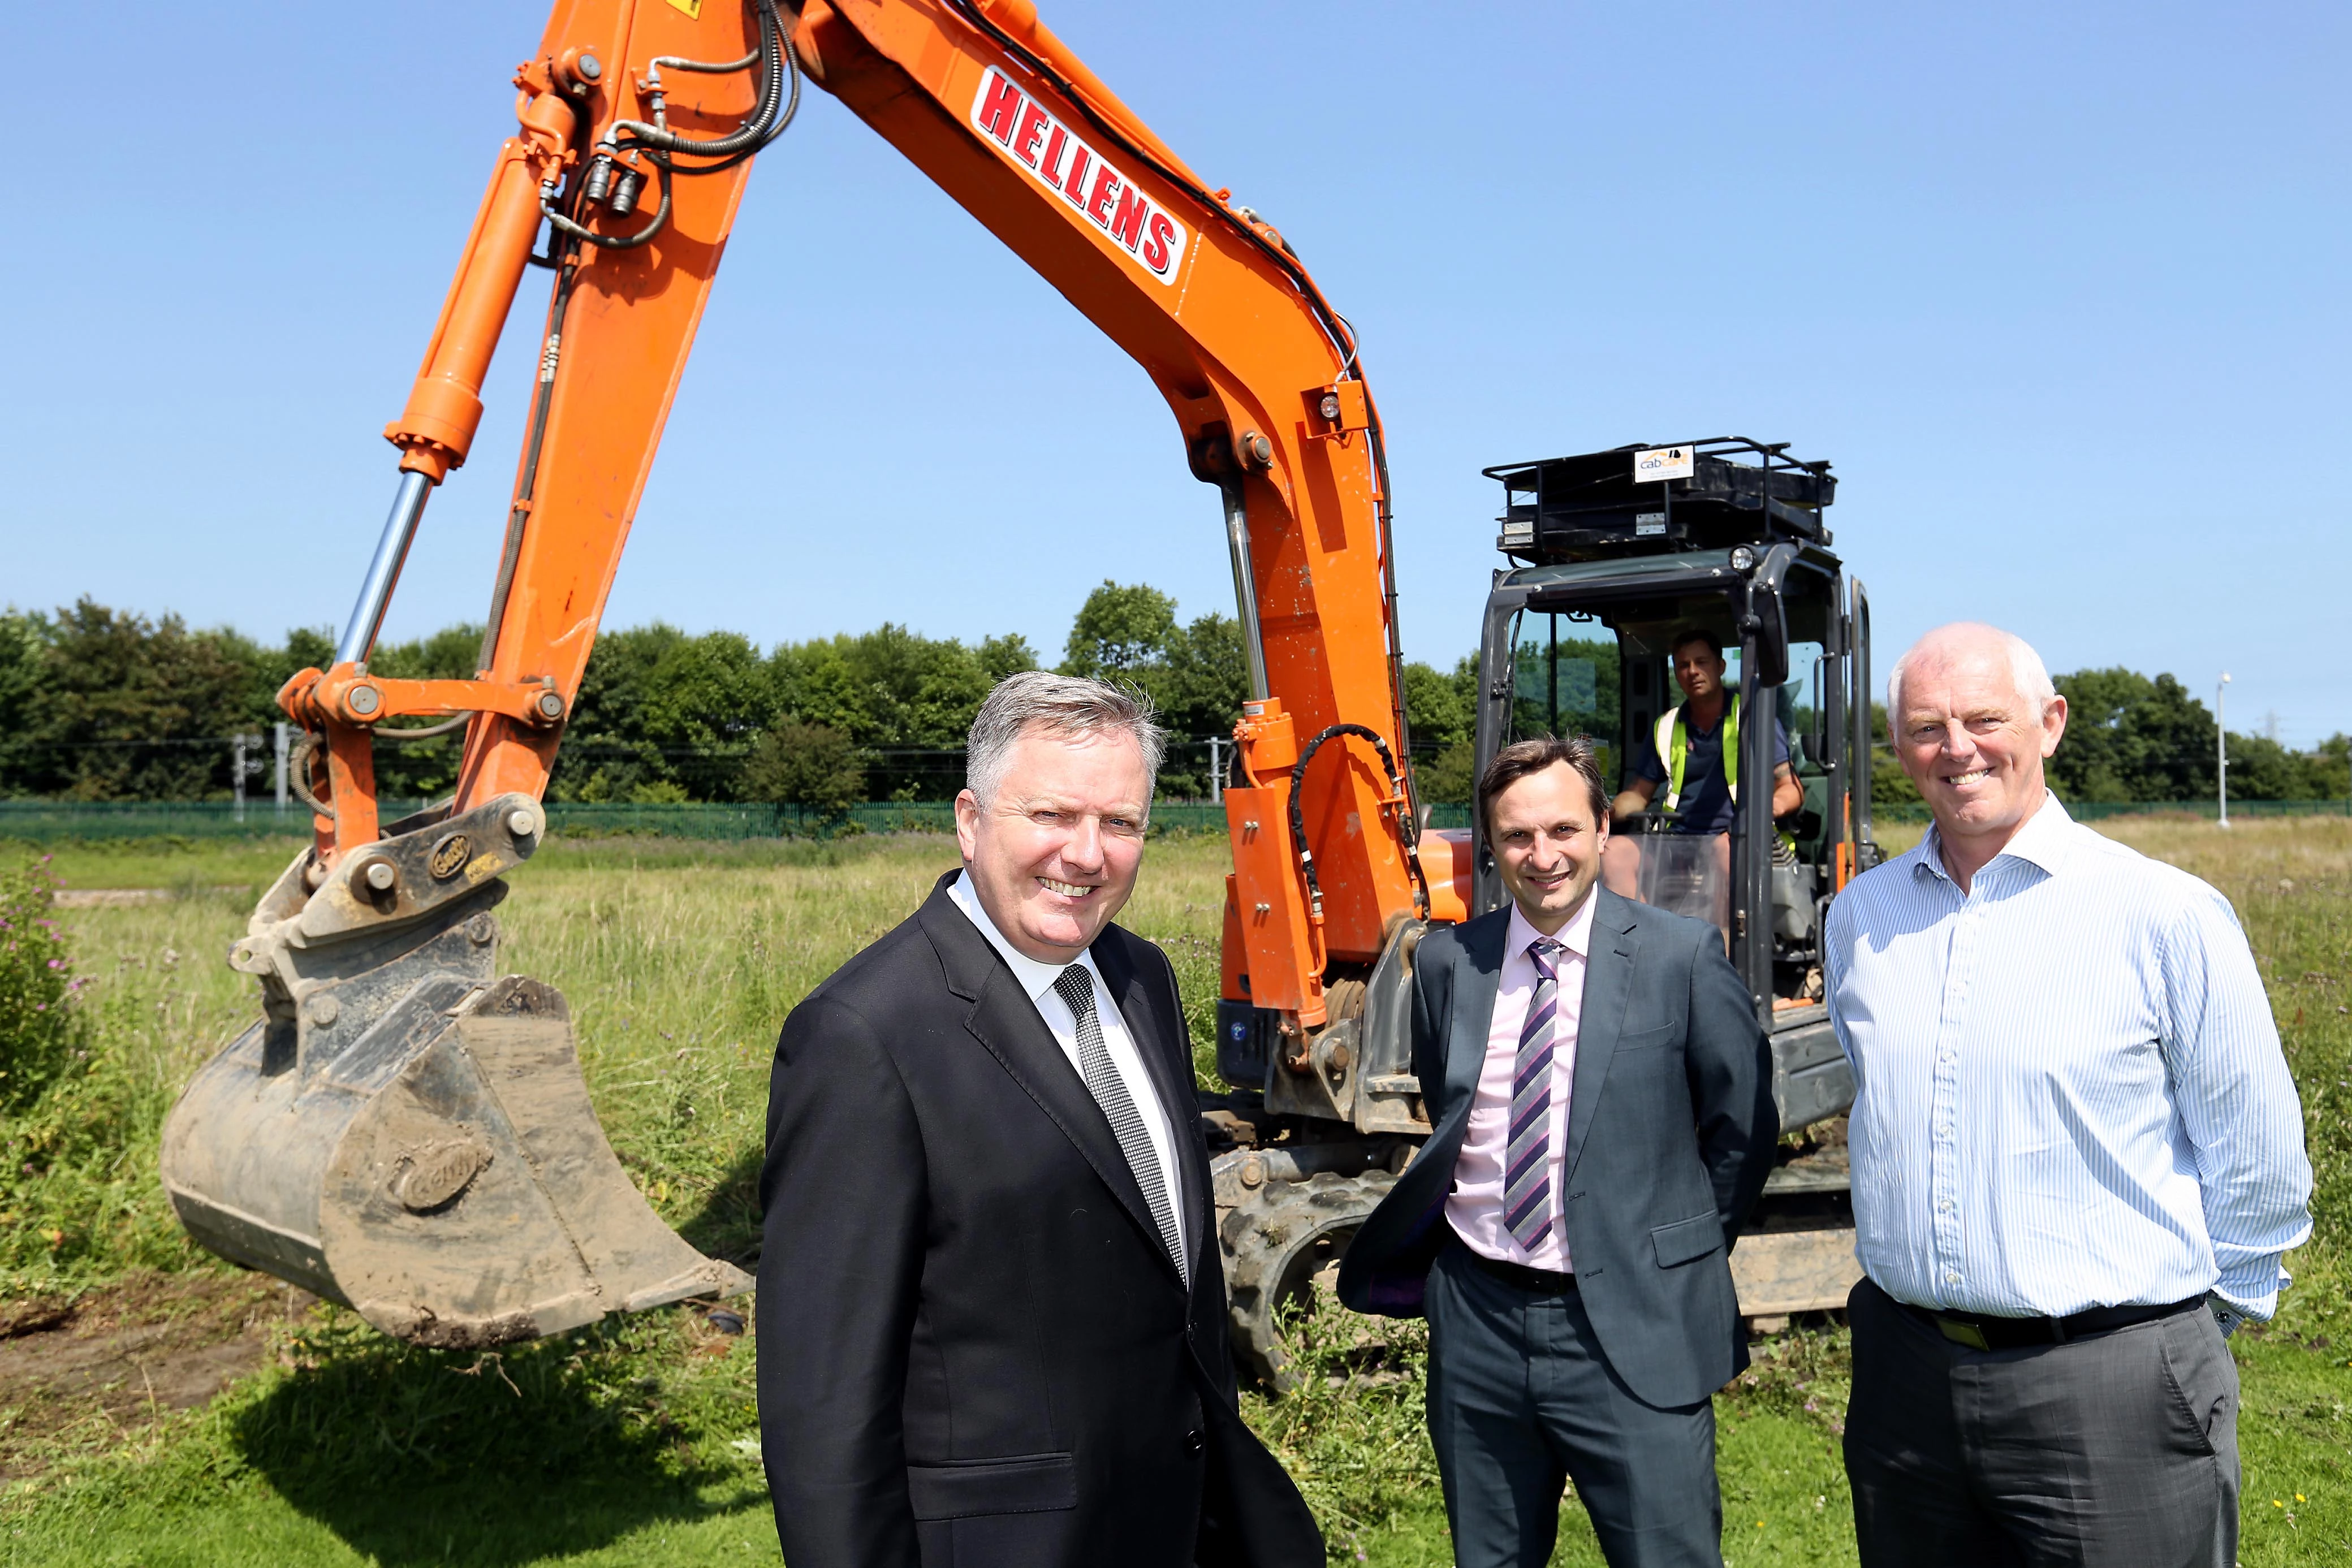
[0,1269,314,1476]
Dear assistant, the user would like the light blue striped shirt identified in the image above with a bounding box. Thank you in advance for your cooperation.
[1826,794,2311,1319]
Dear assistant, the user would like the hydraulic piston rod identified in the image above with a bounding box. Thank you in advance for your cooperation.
[334,471,434,668]
[1222,478,1271,703]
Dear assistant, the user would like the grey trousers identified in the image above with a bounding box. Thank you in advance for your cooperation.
[1843,1277,2239,1568]
[1425,1241,1723,1568]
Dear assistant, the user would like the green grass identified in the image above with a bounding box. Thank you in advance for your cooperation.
[0,818,2347,1565]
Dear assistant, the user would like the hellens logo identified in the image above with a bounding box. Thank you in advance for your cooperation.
[971,67,1188,285]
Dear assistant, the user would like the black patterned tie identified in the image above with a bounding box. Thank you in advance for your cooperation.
[1052,966,1187,1286]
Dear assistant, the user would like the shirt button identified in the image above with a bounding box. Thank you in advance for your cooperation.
[1945,1269,1961,1285]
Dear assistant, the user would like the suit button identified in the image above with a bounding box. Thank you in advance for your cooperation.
[1184,1429,1205,1458]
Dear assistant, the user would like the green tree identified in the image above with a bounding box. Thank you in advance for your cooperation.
[19,600,258,800]
[362,624,485,802]
[1400,658,1473,753]
[1865,701,1924,813]
[744,722,866,826]
[2311,735,2352,801]
[1060,581,1179,678]
[0,612,43,796]
[978,633,1039,684]
[2048,668,2215,802]
[770,625,1001,799]
[1401,655,1479,805]
[1151,613,1250,795]
[550,624,690,802]
[1056,583,1249,797]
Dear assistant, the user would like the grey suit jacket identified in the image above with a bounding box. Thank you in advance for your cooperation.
[1336,888,1777,1409]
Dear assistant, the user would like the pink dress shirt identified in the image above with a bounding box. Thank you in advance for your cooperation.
[1444,890,1597,1272]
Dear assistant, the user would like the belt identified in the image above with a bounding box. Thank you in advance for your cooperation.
[1457,1243,1576,1295]
[1897,1293,2204,1352]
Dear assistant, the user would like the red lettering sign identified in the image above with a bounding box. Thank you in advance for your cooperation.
[1085,166,1121,224]
[977,75,1023,144]
[1142,213,1175,273]
[968,67,1189,286]
[1108,186,1147,251]
[1013,102,1049,167]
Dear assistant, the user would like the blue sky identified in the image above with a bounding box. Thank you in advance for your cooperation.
[7,2,2346,746]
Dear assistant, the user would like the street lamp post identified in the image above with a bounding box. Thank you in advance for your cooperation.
[2217,673,2232,829]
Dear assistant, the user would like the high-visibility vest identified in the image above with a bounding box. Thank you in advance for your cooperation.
[1654,696,1740,816]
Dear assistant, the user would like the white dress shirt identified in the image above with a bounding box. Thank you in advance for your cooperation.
[1445,890,1598,1272]
[1827,793,2312,1318]
[947,871,1188,1245]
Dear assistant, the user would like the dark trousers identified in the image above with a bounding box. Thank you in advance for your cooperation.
[1843,1276,2239,1568]
[1424,1239,1723,1568]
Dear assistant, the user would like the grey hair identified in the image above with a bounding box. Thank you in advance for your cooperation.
[964,671,1166,807]
[1887,623,2057,732]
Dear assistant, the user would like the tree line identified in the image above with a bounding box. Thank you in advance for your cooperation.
[0,597,2343,809]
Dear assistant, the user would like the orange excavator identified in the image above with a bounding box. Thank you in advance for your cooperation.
[159,0,1471,1355]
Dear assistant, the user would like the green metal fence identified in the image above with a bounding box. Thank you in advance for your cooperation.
[0,795,2334,844]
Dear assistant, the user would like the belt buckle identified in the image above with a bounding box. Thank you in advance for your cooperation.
[1934,1316,1990,1351]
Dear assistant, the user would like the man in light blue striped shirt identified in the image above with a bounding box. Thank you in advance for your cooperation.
[1826,622,2310,1568]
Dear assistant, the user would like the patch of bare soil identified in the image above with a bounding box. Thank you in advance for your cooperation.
[0,1269,314,1476]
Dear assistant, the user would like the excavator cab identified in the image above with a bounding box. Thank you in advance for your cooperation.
[1465,439,1879,1124]
[1453,439,1886,1319]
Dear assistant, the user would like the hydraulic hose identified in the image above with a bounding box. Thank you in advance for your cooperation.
[1288,724,1431,924]
[607,0,788,161]
[286,731,334,823]
[545,2,800,250]
[542,162,671,250]
[376,712,474,742]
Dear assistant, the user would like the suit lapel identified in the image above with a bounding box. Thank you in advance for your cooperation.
[1444,911,1511,1114]
[1563,889,1639,1182]
[916,884,1171,1278]
[1094,934,1205,1278]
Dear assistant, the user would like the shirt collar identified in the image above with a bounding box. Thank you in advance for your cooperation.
[1505,882,1598,962]
[947,869,1102,1002]
[1915,789,2077,885]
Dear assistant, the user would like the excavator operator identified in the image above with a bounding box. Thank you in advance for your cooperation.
[1602,629,1803,915]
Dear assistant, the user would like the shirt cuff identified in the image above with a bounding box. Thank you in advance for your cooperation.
[2213,1258,2290,1322]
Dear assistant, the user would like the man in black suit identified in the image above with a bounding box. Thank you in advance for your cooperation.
[758,672,1321,1568]
[1339,735,1777,1567]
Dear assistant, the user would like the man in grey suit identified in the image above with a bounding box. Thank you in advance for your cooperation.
[1339,735,1778,1568]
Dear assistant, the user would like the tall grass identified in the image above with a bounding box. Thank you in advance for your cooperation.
[2,817,2346,1565]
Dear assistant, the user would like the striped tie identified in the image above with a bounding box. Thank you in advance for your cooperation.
[1503,938,1566,1254]
[1052,966,1188,1287]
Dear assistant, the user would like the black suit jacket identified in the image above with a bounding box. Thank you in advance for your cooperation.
[757,871,1321,1568]
[1336,888,1778,1409]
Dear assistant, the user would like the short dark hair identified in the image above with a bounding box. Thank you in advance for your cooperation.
[1669,627,1723,660]
[1477,735,1609,841]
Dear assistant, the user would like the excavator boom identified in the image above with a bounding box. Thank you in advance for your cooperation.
[162,0,1440,1346]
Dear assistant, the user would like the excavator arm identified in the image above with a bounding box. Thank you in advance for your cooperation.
[163,0,1452,1346]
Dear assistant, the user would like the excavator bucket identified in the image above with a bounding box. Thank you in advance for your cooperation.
[159,796,748,1346]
